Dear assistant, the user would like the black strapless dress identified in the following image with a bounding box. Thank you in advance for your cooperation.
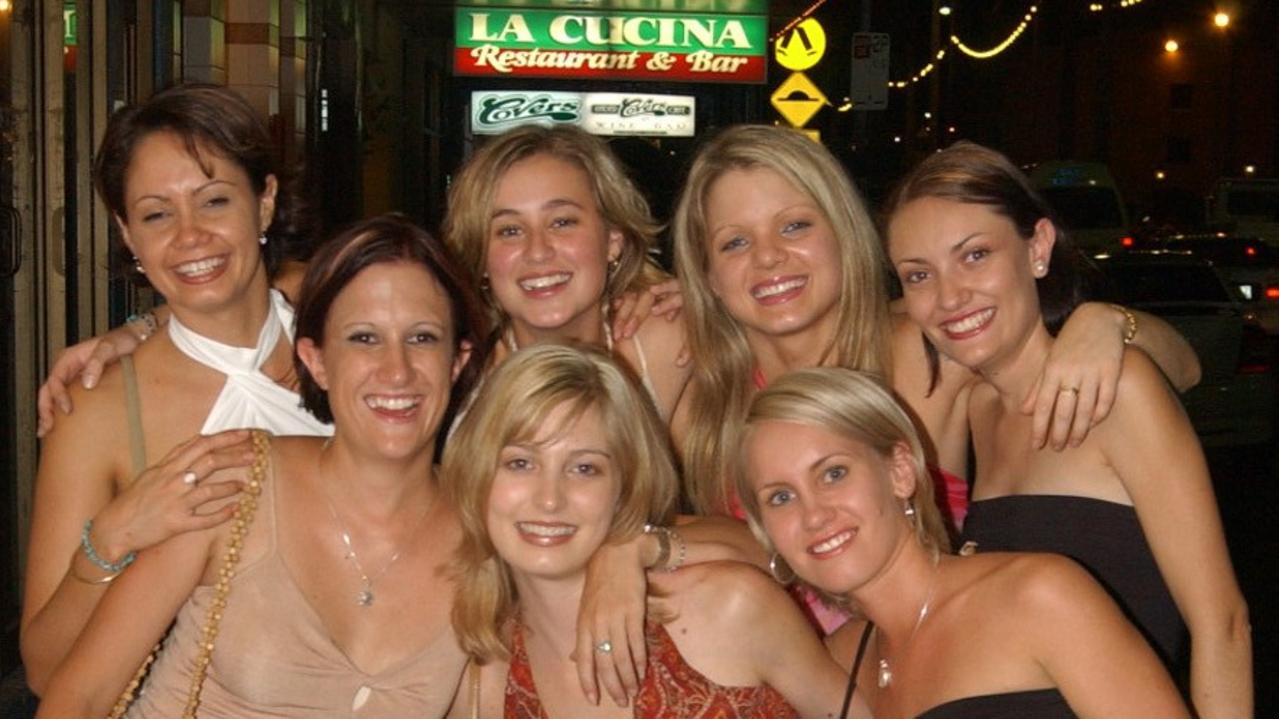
[961,495,1187,670]
[915,689,1074,718]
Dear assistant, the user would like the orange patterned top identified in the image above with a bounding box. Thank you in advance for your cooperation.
[505,620,799,718]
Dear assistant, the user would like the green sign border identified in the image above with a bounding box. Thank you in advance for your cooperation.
[457,8,767,55]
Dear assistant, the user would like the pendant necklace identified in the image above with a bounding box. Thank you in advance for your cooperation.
[319,446,431,607]
[877,559,941,689]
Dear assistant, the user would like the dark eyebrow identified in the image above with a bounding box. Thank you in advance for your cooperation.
[894,232,984,265]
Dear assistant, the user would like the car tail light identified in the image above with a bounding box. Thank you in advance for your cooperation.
[1238,324,1275,374]
[1121,236,1135,248]
[1266,285,1279,300]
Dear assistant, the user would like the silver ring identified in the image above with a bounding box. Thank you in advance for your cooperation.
[594,639,613,654]
[182,471,199,485]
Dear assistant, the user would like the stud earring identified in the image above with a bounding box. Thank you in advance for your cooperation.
[904,501,916,517]
[133,256,145,275]
[1034,261,1046,276]
[258,234,268,246]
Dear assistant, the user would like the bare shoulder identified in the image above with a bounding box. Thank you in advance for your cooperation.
[952,552,1099,619]
[41,360,132,474]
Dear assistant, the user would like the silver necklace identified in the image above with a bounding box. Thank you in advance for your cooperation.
[318,459,431,607]
[877,562,941,688]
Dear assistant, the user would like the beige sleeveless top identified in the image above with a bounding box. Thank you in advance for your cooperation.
[125,447,466,718]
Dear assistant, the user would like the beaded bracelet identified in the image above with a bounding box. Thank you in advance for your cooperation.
[643,523,671,570]
[81,519,136,575]
[664,527,687,572]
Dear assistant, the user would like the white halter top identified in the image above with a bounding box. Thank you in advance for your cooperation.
[167,289,333,437]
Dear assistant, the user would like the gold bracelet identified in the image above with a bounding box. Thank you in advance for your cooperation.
[69,557,122,585]
[1110,304,1138,345]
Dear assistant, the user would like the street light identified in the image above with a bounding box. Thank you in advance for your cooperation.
[1164,39,1179,54]
[1214,12,1230,29]
[1155,170,1167,181]
[939,5,952,15]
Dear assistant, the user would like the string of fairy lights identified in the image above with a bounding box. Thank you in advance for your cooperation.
[886,1,1154,90]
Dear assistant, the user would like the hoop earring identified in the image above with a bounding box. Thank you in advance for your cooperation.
[607,257,620,277]
[903,500,916,517]
[768,553,796,585]
[480,273,490,292]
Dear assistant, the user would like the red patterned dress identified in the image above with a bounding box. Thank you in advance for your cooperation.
[504,620,799,718]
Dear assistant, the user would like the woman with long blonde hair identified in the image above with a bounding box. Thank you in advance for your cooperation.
[443,344,852,719]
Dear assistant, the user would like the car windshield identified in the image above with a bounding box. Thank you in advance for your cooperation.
[1039,187,1124,229]
[1105,264,1232,304]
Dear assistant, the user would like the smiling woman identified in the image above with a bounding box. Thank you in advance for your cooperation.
[443,344,851,719]
[442,124,691,423]
[37,214,489,718]
[20,84,331,695]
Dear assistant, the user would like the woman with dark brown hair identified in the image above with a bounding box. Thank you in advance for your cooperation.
[38,214,487,717]
[21,84,330,693]
[885,141,1250,717]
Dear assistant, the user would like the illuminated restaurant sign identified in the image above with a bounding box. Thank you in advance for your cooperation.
[454,8,767,83]
[471,91,696,137]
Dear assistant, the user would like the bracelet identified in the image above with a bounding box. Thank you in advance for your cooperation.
[126,311,159,342]
[643,523,671,570]
[69,559,122,585]
[1109,304,1138,345]
[664,527,687,572]
[81,519,136,575]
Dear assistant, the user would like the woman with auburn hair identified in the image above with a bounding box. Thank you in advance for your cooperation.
[39,214,487,717]
[738,368,1189,718]
[443,344,854,719]
[884,141,1250,717]
[442,124,689,421]
[21,84,331,693]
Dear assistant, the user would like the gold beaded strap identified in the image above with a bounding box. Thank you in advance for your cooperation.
[109,430,269,718]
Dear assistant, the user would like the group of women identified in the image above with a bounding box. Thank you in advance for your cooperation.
[21,82,1248,718]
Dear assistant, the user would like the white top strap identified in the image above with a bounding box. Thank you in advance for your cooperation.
[168,290,333,437]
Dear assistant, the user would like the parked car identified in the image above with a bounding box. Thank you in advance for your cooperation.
[1030,161,1132,256]
[1209,177,1279,246]
[1098,251,1275,447]
[1147,234,1279,336]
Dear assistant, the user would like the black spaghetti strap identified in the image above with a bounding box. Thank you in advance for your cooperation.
[840,622,875,719]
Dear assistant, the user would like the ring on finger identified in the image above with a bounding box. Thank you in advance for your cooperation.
[1058,386,1080,396]
[181,471,199,486]
[595,639,613,654]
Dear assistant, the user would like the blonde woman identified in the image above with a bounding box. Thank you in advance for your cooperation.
[737,368,1188,718]
[442,124,688,421]
[884,142,1249,717]
[443,344,854,719]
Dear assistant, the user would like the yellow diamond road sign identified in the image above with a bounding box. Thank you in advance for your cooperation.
[774,18,826,72]
[771,72,829,128]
